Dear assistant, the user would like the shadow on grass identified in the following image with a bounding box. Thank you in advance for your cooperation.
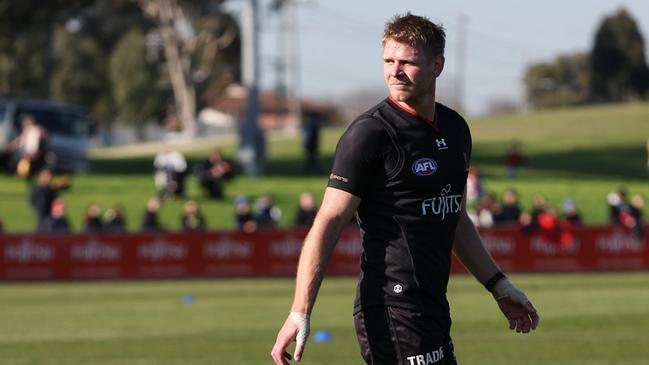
[89,144,647,181]
[89,154,335,178]
[472,143,648,181]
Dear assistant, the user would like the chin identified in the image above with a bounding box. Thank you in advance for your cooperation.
[390,92,411,102]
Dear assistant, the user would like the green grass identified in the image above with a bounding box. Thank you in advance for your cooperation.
[0,101,648,232]
[1,273,649,364]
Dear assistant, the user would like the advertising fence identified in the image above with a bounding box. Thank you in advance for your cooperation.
[1,225,647,280]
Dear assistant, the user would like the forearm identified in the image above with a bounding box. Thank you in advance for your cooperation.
[290,187,360,314]
[453,212,501,285]
[290,214,346,314]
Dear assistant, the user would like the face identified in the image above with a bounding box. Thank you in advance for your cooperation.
[383,39,444,105]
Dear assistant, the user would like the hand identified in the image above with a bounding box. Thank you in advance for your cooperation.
[271,312,310,364]
[492,279,540,334]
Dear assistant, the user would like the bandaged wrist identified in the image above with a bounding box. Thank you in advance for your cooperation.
[491,278,529,304]
[289,311,311,346]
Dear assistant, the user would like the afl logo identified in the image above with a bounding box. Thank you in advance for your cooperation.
[412,158,438,176]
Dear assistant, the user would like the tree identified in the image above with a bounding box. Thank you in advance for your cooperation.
[109,29,164,140]
[524,52,590,109]
[590,8,649,102]
[138,0,238,137]
[50,26,109,119]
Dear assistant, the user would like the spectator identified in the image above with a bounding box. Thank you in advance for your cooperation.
[504,140,524,179]
[295,192,318,228]
[234,195,257,233]
[302,115,321,174]
[29,169,69,229]
[181,199,206,231]
[561,197,582,225]
[626,194,645,241]
[4,114,50,178]
[255,193,282,230]
[494,188,522,226]
[607,188,630,225]
[153,149,187,198]
[194,150,234,199]
[530,194,549,229]
[40,197,70,233]
[466,167,485,207]
[83,203,103,232]
[141,197,163,231]
[104,205,127,232]
[474,193,500,228]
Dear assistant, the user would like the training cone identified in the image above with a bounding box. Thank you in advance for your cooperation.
[313,330,333,343]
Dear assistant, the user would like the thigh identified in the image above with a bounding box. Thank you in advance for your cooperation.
[354,306,457,365]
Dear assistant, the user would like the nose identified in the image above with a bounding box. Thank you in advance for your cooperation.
[386,62,403,78]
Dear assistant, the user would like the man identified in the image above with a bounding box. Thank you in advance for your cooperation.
[5,114,49,177]
[194,150,233,199]
[271,13,539,365]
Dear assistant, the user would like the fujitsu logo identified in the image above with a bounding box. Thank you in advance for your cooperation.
[204,238,253,259]
[137,239,186,261]
[4,240,54,263]
[71,240,121,262]
[421,184,462,220]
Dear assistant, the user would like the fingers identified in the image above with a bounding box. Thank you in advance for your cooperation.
[525,301,540,330]
[270,345,290,365]
[509,302,539,334]
[294,345,304,362]
[271,332,292,365]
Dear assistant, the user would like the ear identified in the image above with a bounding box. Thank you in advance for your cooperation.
[433,55,445,77]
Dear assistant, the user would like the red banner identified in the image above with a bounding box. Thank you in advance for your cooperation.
[1,225,647,280]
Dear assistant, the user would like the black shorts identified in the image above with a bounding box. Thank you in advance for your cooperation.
[354,306,457,365]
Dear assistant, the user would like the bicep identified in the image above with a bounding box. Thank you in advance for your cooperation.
[316,187,361,226]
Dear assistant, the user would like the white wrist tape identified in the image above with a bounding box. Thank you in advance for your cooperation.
[289,311,311,347]
[492,278,529,304]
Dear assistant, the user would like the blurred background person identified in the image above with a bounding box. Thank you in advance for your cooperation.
[104,205,127,233]
[466,166,485,207]
[29,169,70,230]
[234,195,257,233]
[494,188,522,226]
[141,197,163,231]
[504,140,525,179]
[40,197,70,233]
[254,193,281,230]
[83,203,103,232]
[181,199,206,231]
[3,114,50,178]
[194,149,233,199]
[607,188,630,225]
[302,115,321,174]
[625,194,645,241]
[561,197,583,226]
[153,149,187,198]
[295,191,318,228]
[474,192,500,228]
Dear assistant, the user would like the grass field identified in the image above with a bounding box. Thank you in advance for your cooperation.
[0,101,648,232]
[1,272,649,364]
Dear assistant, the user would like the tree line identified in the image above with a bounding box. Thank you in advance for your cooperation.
[0,0,240,139]
[524,8,649,109]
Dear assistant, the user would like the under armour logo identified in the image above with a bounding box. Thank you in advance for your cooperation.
[435,138,448,150]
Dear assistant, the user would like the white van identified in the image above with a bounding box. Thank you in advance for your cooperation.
[0,97,90,172]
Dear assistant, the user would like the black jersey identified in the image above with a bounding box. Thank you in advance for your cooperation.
[328,97,472,326]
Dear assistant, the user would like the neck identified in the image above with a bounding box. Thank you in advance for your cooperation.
[389,96,437,121]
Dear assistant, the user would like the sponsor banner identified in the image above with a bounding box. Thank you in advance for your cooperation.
[0,225,647,280]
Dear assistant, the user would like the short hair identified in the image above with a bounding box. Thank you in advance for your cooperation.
[383,13,446,58]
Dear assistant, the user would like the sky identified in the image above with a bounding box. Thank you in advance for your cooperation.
[225,0,649,117]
